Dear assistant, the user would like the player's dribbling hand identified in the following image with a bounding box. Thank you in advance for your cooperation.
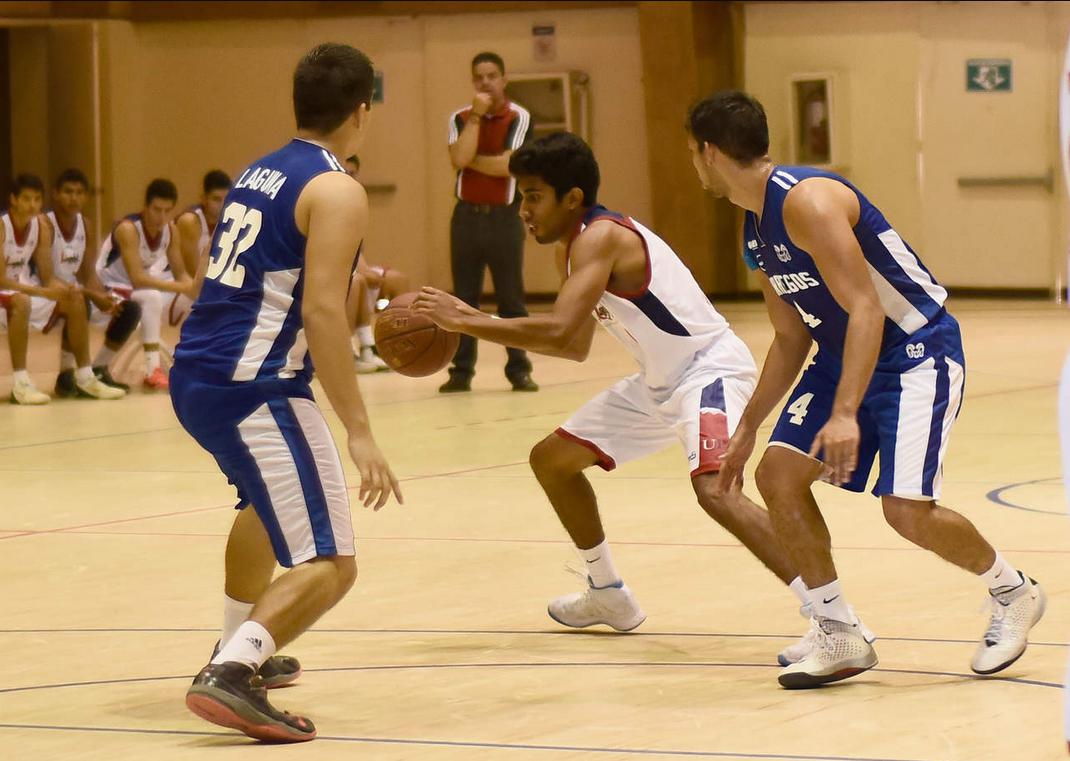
[715,425,756,495]
[348,433,403,511]
[809,412,859,486]
[411,286,480,331]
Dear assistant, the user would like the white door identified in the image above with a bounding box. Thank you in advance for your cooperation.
[918,2,1054,290]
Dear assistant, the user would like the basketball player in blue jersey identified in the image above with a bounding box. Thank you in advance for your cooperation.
[414,132,817,637]
[172,43,401,742]
[686,90,1045,688]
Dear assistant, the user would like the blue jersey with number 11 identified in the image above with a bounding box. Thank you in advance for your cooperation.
[175,139,351,384]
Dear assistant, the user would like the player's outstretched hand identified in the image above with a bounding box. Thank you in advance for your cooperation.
[411,287,480,332]
[809,412,859,486]
[348,432,403,511]
[715,424,756,495]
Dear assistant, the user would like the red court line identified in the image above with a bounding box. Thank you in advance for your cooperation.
[0,504,230,541]
[0,461,529,542]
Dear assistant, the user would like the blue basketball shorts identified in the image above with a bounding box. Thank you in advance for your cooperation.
[170,365,354,567]
[768,312,966,500]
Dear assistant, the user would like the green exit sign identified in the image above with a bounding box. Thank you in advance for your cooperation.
[967,59,1012,92]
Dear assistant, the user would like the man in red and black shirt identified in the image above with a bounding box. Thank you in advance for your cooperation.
[442,51,538,393]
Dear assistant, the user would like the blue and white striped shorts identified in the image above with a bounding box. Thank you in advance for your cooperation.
[769,312,965,500]
[170,366,354,567]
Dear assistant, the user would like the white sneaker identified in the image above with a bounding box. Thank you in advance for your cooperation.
[355,355,380,374]
[971,573,1046,675]
[778,602,876,666]
[360,348,390,372]
[547,578,647,631]
[10,378,50,405]
[778,616,878,689]
[75,374,126,400]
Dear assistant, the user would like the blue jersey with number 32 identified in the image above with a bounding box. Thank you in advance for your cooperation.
[175,139,351,384]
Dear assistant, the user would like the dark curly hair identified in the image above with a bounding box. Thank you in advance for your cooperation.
[508,132,599,206]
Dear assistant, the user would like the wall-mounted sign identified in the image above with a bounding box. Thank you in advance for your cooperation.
[967,59,1011,92]
[533,23,556,63]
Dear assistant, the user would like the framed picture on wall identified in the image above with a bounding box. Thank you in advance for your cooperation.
[788,73,837,168]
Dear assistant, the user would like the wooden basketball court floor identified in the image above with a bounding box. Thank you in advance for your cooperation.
[0,299,1067,761]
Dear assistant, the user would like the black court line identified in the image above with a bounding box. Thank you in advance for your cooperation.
[0,723,937,761]
[0,625,1066,649]
[0,659,1059,696]
[985,477,1065,516]
[0,426,179,452]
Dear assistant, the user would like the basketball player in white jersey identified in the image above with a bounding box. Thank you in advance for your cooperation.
[98,178,194,390]
[414,132,812,633]
[41,169,140,396]
[0,174,118,403]
[170,170,231,327]
[341,155,408,372]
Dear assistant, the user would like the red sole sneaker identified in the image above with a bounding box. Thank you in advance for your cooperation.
[186,692,316,743]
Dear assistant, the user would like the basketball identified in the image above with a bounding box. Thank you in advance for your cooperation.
[373,292,460,377]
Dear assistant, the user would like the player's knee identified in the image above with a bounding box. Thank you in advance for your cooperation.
[696,486,733,522]
[881,497,931,541]
[330,554,358,598]
[9,292,29,315]
[754,450,801,505]
[529,435,579,482]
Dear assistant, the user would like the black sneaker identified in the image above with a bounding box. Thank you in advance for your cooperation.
[210,640,302,689]
[54,369,79,398]
[509,374,539,392]
[438,375,471,393]
[186,661,316,743]
[92,365,129,392]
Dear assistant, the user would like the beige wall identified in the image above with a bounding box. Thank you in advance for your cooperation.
[9,25,49,180]
[94,6,649,294]
[744,2,923,288]
[745,1,1066,293]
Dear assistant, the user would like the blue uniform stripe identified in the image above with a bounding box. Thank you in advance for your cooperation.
[921,358,951,495]
[631,290,691,337]
[855,225,944,324]
[267,396,338,557]
[699,378,726,412]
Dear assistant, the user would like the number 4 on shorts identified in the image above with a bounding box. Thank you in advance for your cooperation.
[788,392,814,425]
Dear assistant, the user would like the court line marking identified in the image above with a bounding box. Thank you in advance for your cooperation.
[0,660,1058,697]
[0,625,1065,649]
[0,461,529,541]
[11,527,1068,556]
[985,477,1065,516]
[0,722,937,761]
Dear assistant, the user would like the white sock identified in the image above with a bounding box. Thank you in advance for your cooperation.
[580,540,621,588]
[356,325,374,348]
[221,594,255,647]
[93,345,116,367]
[60,351,76,371]
[75,367,93,385]
[145,349,160,373]
[979,552,1021,592]
[130,288,162,345]
[789,576,809,607]
[808,579,852,624]
[13,369,30,385]
[210,620,275,670]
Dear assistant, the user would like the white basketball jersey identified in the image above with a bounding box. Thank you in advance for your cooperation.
[2,213,39,284]
[98,214,171,288]
[193,206,213,255]
[45,211,86,285]
[570,206,744,390]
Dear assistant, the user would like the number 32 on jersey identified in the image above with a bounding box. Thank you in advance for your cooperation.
[205,201,262,288]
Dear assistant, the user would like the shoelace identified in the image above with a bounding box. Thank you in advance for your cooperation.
[981,597,1007,645]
